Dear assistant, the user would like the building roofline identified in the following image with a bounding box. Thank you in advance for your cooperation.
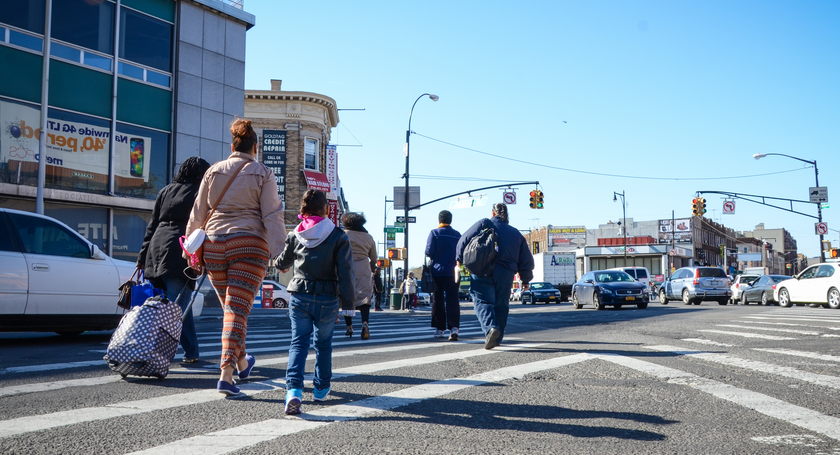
[245,90,339,127]
[186,0,256,29]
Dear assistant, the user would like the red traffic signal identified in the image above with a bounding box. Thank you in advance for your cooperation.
[529,190,537,209]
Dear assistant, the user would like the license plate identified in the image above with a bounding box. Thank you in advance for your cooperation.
[549,296,556,299]
[710,280,720,286]
[626,296,635,301]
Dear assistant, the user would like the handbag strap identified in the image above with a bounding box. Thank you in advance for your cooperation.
[201,160,249,230]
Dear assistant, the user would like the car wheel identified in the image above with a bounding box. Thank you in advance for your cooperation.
[659,289,669,305]
[682,289,692,305]
[741,293,748,306]
[761,292,770,306]
[572,292,582,309]
[827,288,840,309]
[693,300,701,305]
[718,299,728,305]
[615,304,622,309]
[778,288,792,307]
[273,298,288,309]
[593,293,604,310]
[637,302,648,309]
[530,294,536,305]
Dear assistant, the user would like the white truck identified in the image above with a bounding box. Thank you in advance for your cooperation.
[530,252,577,301]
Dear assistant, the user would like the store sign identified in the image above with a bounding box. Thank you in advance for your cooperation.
[548,226,586,246]
[325,145,338,201]
[261,130,286,201]
[1,99,152,183]
[302,170,330,193]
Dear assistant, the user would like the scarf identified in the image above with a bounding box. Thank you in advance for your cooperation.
[438,223,450,228]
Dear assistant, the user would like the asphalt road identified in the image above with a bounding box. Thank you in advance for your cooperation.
[1,299,840,454]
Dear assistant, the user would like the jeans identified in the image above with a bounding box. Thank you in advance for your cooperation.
[431,274,460,330]
[469,267,516,343]
[151,274,199,360]
[286,293,339,391]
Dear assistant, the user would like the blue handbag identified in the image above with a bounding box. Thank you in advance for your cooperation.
[130,270,164,308]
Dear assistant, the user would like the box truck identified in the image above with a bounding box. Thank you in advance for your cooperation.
[530,252,577,301]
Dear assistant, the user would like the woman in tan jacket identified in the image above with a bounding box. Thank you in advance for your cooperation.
[186,119,286,396]
[341,212,377,339]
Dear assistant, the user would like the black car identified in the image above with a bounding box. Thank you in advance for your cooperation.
[520,282,561,304]
[740,274,789,305]
[572,270,649,310]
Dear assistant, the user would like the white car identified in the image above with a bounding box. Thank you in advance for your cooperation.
[730,274,760,304]
[0,208,137,334]
[255,280,291,308]
[774,263,840,309]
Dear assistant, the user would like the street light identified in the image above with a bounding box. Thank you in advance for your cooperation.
[404,93,439,277]
[753,153,824,262]
[613,191,627,265]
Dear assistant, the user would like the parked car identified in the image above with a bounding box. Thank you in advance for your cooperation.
[774,263,840,309]
[571,270,649,310]
[740,274,789,305]
[659,266,731,305]
[520,282,561,304]
[255,280,292,308]
[0,208,137,334]
[730,274,761,304]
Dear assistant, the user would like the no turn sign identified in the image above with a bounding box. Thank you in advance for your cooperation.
[816,222,828,235]
[503,192,516,205]
[723,200,736,214]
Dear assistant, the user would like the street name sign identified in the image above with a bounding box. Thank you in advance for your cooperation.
[384,226,404,233]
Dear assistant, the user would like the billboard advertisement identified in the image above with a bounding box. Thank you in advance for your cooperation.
[261,130,286,201]
[658,218,692,243]
[548,226,586,246]
[326,145,338,201]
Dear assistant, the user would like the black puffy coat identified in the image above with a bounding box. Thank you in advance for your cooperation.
[137,182,200,287]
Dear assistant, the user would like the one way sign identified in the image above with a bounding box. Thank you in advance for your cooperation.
[810,187,828,204]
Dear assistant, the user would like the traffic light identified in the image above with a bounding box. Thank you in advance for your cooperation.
[536,190,544,209]
[376,258,390,268]
[831,249,840,259]
[387,248,402,260]
[529,190,537,209]
[692,198,699,216]
[698,197,707,215]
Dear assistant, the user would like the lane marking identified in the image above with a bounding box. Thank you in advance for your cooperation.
[715,324,820,335]
[753,348,840,363]
[0,342,545,438]
[681,338,733,347]
[696,330,796,340]
[0,360,105,375]
[646,345,840,391]
[737,320,840,330]
[742,316,840,325]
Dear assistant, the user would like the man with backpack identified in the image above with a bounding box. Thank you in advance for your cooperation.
[456,203,534,349]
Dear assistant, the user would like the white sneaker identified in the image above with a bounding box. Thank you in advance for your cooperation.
[448,327,459,341]
[434,329,444,338]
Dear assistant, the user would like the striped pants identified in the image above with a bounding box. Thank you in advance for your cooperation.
[204,232,269,370]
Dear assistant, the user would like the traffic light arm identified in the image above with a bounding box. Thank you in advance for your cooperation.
[696,191,819,220]
[406,181,540,211]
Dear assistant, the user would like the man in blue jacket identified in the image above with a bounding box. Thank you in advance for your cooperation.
[456,203,534,349]
[425,210,462,341]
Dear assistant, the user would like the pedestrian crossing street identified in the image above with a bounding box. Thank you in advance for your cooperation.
[2,307,840,453]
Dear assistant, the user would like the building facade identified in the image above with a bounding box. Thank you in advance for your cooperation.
[0,0,254,262]
[737,223,798,275]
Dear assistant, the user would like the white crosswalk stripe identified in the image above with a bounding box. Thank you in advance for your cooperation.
[696,329,797,340]
[715,324,821,335]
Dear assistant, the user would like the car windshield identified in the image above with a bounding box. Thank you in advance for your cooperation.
[595,272,634,283]
[698,268,727,278]
[530,283,552,290]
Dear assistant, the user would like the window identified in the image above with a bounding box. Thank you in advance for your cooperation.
[304,138,318,170]
[114,122,170,200]
[119,8,172,72]
[52,0,114,55]
[8,212,90,258]
[0,215,19,252]
[3,0,46,34]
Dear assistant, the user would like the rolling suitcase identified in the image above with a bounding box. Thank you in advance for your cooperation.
[104,275,206,379]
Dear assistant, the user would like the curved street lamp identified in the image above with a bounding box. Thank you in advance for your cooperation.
[753,153,823,263]
[614,191,627,265]
[404,93,438,277]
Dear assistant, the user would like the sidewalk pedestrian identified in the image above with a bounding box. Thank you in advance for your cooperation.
[401,272,418,312]
[341,212,377,340]
[275,189,356,415]
[138,156,210,363]
[186,119,286,396]
[456,203,534,349]
[425,210,462,341]
[373,268,384,311]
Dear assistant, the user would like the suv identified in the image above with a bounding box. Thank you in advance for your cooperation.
[660,266,732,305]
[730,274,760,305]
[607,267,651,289]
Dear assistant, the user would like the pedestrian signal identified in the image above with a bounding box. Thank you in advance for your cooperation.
[831,249,840,259]
[692,198,699,216]
[536,190,544,209]
[529,190,537,209]
[387,248,403,260]
[376,258,390,268]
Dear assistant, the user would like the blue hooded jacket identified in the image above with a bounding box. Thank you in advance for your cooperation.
[425,225,461,277]
[456,216,534,284]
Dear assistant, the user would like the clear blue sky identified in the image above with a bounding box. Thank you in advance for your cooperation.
[243,0,839,266]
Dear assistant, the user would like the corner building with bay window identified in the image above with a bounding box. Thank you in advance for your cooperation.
[0,0,254,262]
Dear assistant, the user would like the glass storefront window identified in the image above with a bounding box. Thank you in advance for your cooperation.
[113,208,151,263]
[52,0,114,55]
[45,108,111,194]
[114,122,169,200]
[119,8,172,72]
[3,0,46,35]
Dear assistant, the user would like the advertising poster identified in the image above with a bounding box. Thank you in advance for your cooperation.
[260,129,286,201]
[325,144,337,201]
[1,99,151,183]
[658,218,692,243]
[548,226,586,246]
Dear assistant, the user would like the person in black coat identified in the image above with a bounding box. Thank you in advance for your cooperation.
[137,157,210,363]
[456,203,534,350]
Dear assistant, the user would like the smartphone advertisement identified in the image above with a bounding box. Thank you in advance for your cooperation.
[0,100,152,183]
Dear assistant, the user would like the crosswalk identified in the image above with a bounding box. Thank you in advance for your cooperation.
[2,307,840,452]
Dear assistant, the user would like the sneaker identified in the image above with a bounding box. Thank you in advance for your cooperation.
[313,385,331,402]
[448,327,459,341]
[374,308,384,312]
[285,388,303,415]
[434,329,444,338]
[216,380,241,397]
[485,328,501,350]
[361,323,370,340]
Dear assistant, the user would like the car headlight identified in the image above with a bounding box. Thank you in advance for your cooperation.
[598,287,613,295]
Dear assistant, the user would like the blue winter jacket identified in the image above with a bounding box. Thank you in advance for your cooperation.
[456,216,535,284]
[425,225,461,277]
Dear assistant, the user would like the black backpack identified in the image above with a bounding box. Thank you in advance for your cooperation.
[462,227,498,277]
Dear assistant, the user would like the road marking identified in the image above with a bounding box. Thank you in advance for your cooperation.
[715,324,820,335]
[738,320,840,330]
[0,360,105,375]
[751,434,823,448]
[696,330,797,340]
[645,345,840,391]
[681,338,733,347]
[743,316,840,325]
[0,342,545,438]
[126,353,595,455]
[753,348,840,363]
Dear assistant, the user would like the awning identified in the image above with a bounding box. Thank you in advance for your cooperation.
[302,170,330,193]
